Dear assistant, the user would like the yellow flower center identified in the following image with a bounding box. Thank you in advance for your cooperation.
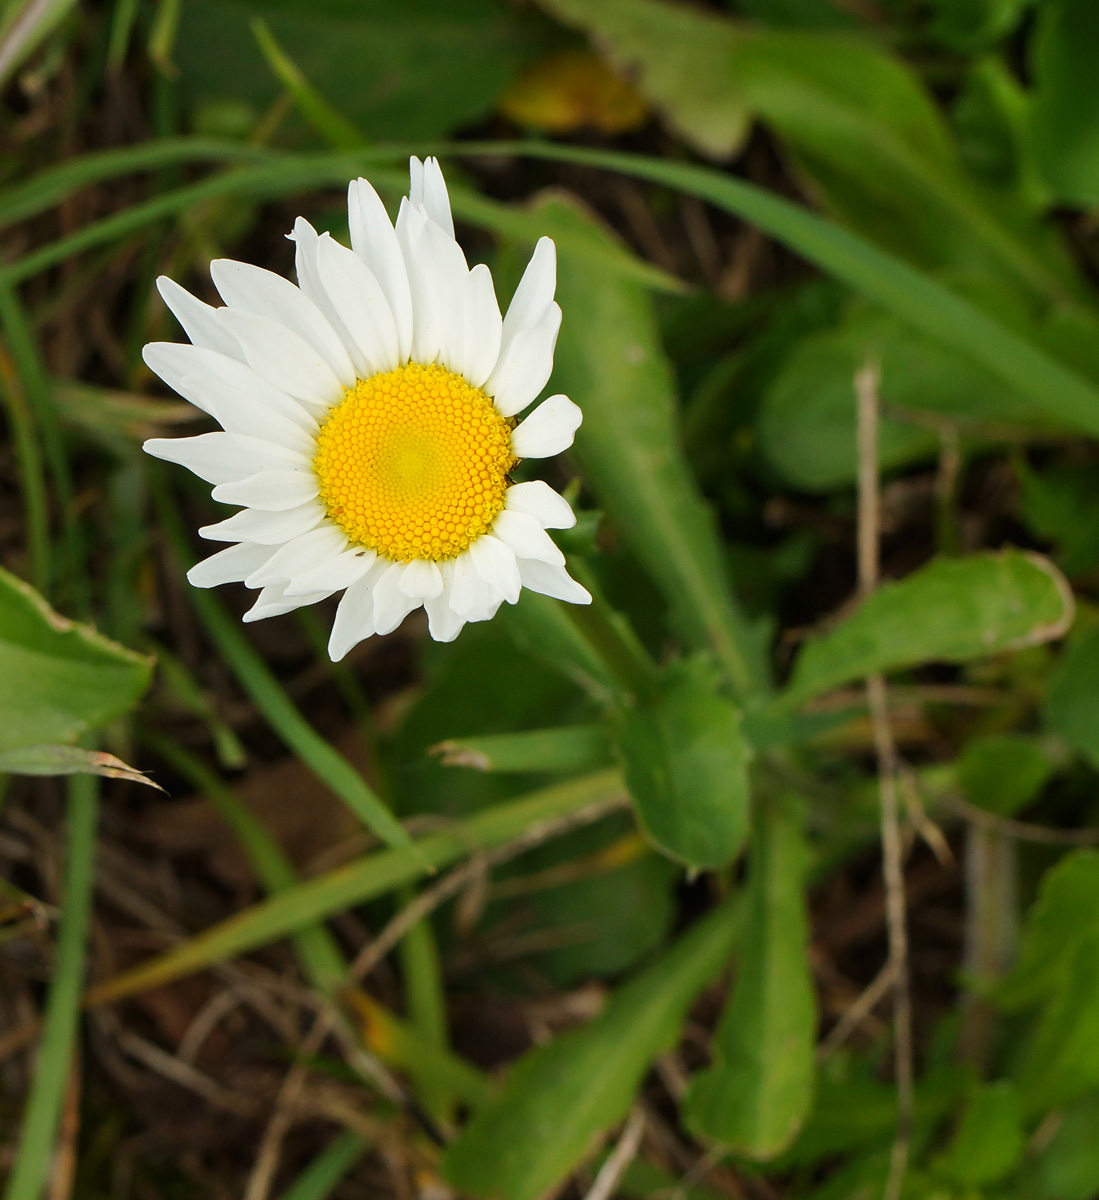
[313,362,516,562]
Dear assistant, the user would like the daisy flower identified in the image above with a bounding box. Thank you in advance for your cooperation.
[143,157,590,659]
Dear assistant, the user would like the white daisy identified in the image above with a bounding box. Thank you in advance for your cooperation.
[143,157,590,659]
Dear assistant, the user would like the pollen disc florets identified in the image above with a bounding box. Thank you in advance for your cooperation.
[314,363,515,563]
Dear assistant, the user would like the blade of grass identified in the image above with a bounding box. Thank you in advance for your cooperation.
[83,768,626,1007]
[1,150,680,294]
[154,476,413,856]
[277,1131,367,1200]
[0,276,77,602]
[0,343,50,592]
[147,733,491,1108]
[250,18,367,151]
[3,774,98,1200]
[450,141,1099,440]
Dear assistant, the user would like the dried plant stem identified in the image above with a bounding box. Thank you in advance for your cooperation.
[856,361,913,1200]
[582,1108,646,1200]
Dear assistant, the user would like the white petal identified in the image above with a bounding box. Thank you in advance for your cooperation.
[396,201,442,365]
[178,372,316,453]
[501,237,556,349]
[425,564,465,642]
[372,562,423,635]
[464,263,503,388]
[408,156,425,210]
[313,232,400,375]
[145,341,316,443]
[511,394,582,459]
[491,509,565,567]
[423,219,470,376]
[468,534,521,604]
[449,552,500,622]
[242,581,332,623]
[328,564,386,660]
[245,525,348,587]
[143,433,302,486]
[347,180,414,363]
[286,547,376,596]
[210,259,355,385]
[419,156,455,238]
[156,277,242,359]
[212,469,319,511]
[486,302,562,418]
[398,558,444,600]
[186,542,275,588]
[517,558,592,606]
[200,502,323,544]
[216,309,345,411]
[505,480,576,529]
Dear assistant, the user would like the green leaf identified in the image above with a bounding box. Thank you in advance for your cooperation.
[1020,461,1099,578]
[538,0,1073,302]
[1031,1094,1099,1200]
[431,725,611,774]
[617,658,751,869]
[175,0,542,143]
[0,566,152,754]
[784,551,1073,707]
[1046,625,1099,770]
[277,1132,368,1200]
[441,897,742,1200]
[933,1081,1024,1188]
[543,192,766,697]
[997,851,1099,1114]
[536,0,750,158]
[85,769,626,1008]
[0,744,161,789]
[956,733,1054,817]
[685,796,815,1158]
[1030,0,1099,208]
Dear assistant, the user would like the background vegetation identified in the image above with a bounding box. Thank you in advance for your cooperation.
[3,0,1099,1197]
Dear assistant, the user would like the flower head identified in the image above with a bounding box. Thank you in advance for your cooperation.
[144,157,590,659]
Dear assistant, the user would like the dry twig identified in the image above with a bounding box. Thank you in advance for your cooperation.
[856,360,914,1200]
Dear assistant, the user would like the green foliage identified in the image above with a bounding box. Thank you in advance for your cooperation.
[786,551,1072,705]
[616,657,751,868]
[0,565,151,755]
[686,796,815,1156]
[7,0,1099,1195]
[1029,0,1099,208]
[441,897,741,1200]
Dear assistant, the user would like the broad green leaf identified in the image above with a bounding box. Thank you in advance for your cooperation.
[175,0,542,143]
[537,0,750,158]
[0,567,152,754]
[685,796,815,1157]
[956,733,1054,817]
[538,0,1075,302]
[84,769,626,1008]
[616,658,751,869]
[432,725,611,774]
[784,551,1073,706]
[544,192,766,697]
[998,850,1099,1011]
[933,1081,1024,1188]
[441,896,742,1200]
[0,744,160,789]
[928,0,1031,48]
[997,852,1099,1114]
[1045,624,1099,769]
[755,309,1050,490]
[1020,461,1099,578]
[460,141,1099,440]
[1032,1094,1099,1200]
[1030,0,1099,208]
